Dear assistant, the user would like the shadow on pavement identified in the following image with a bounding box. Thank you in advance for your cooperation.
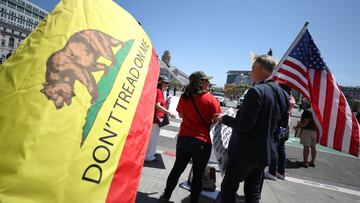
[180,195,223,203]
[178,186,247,203]
[143,154,166,169]
[178,193,245,203]
[285,158,301,169]
[136,192,175,203]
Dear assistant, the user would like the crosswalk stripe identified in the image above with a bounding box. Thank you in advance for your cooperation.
[286,176,360,197]
[160,129,178,138]
[169,121,181,128]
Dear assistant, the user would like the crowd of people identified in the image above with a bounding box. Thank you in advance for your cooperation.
[146,54,322,203]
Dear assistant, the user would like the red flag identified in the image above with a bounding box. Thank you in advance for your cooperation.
[274,23,360,157]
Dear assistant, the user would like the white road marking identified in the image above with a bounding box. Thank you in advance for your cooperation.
[169,121,181,128]
[160,129,178,138]
[286,176,360,197]
[156,149,164,154]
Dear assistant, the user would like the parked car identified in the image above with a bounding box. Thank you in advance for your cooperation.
[237,89,249,109]
[212,92,227,106]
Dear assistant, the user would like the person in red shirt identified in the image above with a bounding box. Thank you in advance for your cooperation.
[145,76,176,162]
[160,71,221,203]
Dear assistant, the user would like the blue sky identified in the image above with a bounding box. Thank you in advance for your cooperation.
[30,0,360,87]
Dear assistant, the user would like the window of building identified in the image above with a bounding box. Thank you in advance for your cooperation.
[17,6,24,12]
[25,8,31,15]
[18,0,25,6]
[0,0,6,5]
[8,1,15,9]
[1,39,5,47]
[9,37,14,47]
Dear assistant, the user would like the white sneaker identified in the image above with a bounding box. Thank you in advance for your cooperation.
[276,173,285,180]
[264,171,276,181]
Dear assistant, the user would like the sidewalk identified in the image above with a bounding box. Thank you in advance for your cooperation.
[136,149,359,203]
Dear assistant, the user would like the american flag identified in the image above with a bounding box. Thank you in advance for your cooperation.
[274,27,360,157]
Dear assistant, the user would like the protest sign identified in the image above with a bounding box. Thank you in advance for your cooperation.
[210,108,236,175]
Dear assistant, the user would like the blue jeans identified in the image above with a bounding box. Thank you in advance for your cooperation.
[269,140,286,175]
[163,136,211,203]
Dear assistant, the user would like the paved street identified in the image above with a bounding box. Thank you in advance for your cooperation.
[137,98,360,203]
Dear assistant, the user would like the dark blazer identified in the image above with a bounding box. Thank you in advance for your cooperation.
[223,80,290,166]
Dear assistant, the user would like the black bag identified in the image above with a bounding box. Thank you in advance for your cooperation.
[187,166,216,192]
[158,114,170,127]
[275,126,289,142]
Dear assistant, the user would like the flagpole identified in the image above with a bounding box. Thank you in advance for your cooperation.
[273,22,309,74]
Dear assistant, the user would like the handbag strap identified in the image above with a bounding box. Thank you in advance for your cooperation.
[190,95,209,130]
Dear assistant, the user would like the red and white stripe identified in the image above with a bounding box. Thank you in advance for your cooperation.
[274,56,360,157]
[106,49,160,203]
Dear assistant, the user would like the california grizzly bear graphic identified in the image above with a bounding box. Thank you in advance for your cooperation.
[40,29,124,109]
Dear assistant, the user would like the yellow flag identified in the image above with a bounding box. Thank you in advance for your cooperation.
[0,0,160,202]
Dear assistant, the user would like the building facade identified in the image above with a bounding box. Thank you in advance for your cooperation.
[0,0,47,63]
[341,86,360,100]
[341,86,360,112]
[226,70,252,86]
[159,58,189,87]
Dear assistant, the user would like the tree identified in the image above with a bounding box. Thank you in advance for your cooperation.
[224,84,251,99]
[170,79,182,88]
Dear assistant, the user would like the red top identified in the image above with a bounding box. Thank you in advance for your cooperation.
[176,92,222,144]
[288,95,296,123]
[153,88,167,123]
